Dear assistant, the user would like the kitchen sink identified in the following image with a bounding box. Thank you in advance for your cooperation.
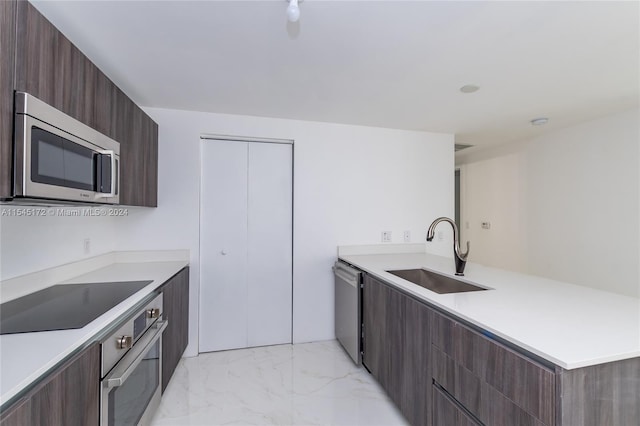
[385,269,488,294]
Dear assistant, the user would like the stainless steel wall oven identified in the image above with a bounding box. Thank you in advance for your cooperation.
[100,293,166,426]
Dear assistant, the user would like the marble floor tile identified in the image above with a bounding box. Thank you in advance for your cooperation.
[151,340,409,426]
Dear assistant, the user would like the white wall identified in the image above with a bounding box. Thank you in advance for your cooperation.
[460,154,528,272]
[457,108,640,297]
[115,108,454,357]
[0,211,117,280]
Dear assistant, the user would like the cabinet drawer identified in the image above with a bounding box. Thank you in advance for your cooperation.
[433,346,547,426]
[481,381,546,426]
[432,311,555,425]
[432,347,482,416]
[432,384,481,426]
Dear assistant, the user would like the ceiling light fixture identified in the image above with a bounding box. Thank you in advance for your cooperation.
[530,117,549,126]
[287,0,300,22]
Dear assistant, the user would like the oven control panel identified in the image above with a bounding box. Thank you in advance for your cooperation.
[100,293,163,378]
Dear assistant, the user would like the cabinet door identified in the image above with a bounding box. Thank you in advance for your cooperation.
[0,0,16,199]
[15,1,96,129]
[362,273,386,383]
[362,274,432,426]
[1,343,100,426]
[162,267,190,392]
[402,296,431,426]
[119,104,158,207]
[143,119,159,207]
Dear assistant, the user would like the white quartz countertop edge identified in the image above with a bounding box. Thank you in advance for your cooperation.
[0,255,189,407]
[339,251,640,370]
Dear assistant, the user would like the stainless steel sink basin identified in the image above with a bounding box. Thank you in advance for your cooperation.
[386,269,488,294]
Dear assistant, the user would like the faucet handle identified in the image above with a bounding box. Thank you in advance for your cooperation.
[455,241,469,261]
[458,240,470,260]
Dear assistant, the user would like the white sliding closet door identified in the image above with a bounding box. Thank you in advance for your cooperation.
[199,140,292,353]
[200,141,249,352]
[247,143,293,347]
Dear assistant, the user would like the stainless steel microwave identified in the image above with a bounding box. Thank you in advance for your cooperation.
[13,92,120,204]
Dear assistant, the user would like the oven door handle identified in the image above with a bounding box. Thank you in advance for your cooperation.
[105,319,168,388]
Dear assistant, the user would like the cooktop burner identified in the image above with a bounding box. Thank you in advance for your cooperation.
[0,280,153,335]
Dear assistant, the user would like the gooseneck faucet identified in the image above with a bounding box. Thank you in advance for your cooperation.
[426,217,470,276]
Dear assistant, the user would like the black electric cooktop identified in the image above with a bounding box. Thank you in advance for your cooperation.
[0,280,153,335]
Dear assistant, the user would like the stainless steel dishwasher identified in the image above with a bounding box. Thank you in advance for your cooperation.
[333,260,362,365]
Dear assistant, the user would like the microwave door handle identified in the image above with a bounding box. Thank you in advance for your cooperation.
[96,150,116,198]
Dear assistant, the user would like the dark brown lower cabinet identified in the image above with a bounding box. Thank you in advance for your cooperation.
[432,384,480,426]
[0,398,30,426]
[557,356,640,426]
[362,273,386,386]
[401,293,431,425]
[432,310,554,426]
[0,343,100,426]
[361,272,640,426]
[363,274,402,406]
[362,274,431,426]
[161,267,190,392]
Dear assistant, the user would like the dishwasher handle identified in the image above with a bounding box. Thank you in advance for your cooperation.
[333,263,361,288]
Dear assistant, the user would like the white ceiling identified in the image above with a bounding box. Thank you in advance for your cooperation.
[32,1,639,150]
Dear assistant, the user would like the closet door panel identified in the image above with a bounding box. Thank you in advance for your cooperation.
[247,143,293,346]
[199,141,249,352]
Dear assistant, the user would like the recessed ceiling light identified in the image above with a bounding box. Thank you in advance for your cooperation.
[530,117,549,126]
[459,85,480,93]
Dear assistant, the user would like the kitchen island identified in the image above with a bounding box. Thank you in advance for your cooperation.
[339,245,640,426]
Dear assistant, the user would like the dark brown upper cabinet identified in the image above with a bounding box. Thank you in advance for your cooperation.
[0,0,17,199]
[0,0,157,206]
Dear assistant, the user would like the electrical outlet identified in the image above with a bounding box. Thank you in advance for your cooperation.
[381,231,392,242]
[481,221,491,230]
[437,231,444,241]
[403,230,411,242]
[83,238,91,255]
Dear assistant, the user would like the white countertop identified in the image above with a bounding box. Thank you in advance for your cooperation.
[339,249,640,370]
[0,252,189,407]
